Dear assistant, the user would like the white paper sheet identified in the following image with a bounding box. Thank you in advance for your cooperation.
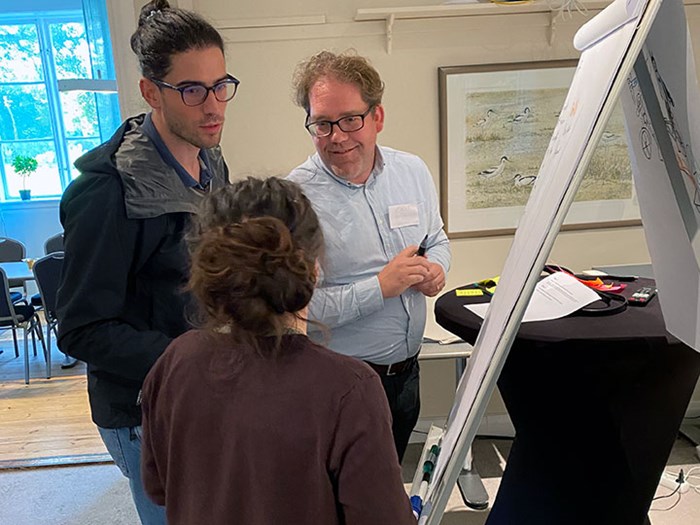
[466,272,600,322]
[619,0,700,351]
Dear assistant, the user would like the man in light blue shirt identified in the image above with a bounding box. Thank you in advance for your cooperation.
[288,50,451,461]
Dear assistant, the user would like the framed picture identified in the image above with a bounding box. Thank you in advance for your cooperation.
[438,60,641,238]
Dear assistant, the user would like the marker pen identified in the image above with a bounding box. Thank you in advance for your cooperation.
[416,234,429,256]
[411,441,442,518]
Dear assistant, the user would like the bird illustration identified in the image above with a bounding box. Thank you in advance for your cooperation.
[510,106,531,123]
[478,156,509,179]
[476,109,494,127]
[513,173,536,187]
[601,131,618,143]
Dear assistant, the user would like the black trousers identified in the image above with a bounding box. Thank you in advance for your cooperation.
[376,358,421,462]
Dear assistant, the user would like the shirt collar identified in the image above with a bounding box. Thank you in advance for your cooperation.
[140,112,212,190]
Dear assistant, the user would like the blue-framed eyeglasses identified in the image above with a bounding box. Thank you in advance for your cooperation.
[150,74,240,106]
[305,106,374,138]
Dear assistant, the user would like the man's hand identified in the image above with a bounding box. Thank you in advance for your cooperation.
[378,246,431,298]
[412,261,446,297]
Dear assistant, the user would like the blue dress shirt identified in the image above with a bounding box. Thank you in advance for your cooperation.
[288,146,451,365]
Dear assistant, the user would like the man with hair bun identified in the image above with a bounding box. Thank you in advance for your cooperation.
[56,1,234,522]
[288,50,451,462]
[141,177,416,525]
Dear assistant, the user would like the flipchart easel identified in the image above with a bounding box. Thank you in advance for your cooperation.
[418,0,700,522]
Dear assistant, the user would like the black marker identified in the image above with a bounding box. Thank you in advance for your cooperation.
[416,235,429,256]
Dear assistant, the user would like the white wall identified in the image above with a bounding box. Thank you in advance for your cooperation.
[0,200,61,258]
[115,0,700,421]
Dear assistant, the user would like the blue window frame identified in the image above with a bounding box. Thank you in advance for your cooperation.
[0,0,120,201]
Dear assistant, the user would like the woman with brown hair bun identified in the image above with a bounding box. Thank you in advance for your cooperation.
[140,177,416,525]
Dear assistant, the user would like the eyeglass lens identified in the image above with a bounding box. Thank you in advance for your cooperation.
[307,109,372,137]
[182,81,237,105]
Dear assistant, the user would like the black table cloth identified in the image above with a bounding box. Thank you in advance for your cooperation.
[435,277,700,525]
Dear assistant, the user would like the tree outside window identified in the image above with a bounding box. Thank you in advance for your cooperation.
[0,0,120,201]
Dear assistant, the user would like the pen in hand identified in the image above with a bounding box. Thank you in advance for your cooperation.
[416,234,429,257]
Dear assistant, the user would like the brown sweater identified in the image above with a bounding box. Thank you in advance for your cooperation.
[141,331,416,525]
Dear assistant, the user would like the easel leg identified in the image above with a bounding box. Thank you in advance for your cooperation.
[455,357,490,510]
[457,446,489,510]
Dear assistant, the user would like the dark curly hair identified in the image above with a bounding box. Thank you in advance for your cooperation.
[187,177,323,353]
[130,0,224,80]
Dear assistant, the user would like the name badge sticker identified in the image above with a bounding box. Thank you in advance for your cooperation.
[388,204,419,229]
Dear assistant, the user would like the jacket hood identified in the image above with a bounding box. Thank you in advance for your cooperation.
[71,113,228,219]
[73,114,143,177]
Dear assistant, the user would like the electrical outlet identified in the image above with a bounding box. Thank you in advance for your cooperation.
[658,471,689,494]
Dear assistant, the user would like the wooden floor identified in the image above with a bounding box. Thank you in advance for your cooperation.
[0,331,109,469]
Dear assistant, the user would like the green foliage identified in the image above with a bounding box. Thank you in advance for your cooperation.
[0,18,95,141]
[12,155,38,177]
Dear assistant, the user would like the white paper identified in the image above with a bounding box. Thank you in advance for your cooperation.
[574,0,645,51]
[619,0,700,350]
[466,272,600,322]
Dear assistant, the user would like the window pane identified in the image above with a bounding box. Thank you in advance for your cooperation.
[2,141,62,198]
[67,138,99,179]
[95,92,121,141]
[50,21,91,80]
[59,90,98,137]
[0,84,53,140]
[83,0,115,81]
[0,24,43,83]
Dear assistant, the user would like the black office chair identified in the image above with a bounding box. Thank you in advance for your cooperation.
[30,232,64,310]
[0,267,47,384]
[44,233,64,255]
[0,236,25,261]
[32,253,76,370]
[0,237,28,341]
[0,236,27,290]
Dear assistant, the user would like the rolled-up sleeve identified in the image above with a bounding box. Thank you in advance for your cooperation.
[308,274,385,329]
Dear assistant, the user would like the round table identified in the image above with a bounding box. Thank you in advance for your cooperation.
[435,277,700,525]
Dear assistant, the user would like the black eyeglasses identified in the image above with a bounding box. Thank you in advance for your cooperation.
[305,106,374,138]
[150,74,240,106]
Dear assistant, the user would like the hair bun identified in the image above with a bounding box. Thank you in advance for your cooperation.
[188,177,324,345]
[238,218,315,318]
[137,0,170,27]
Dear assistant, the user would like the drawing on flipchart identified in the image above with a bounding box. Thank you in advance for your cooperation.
[627,52,700,210]
[649,52,700,208]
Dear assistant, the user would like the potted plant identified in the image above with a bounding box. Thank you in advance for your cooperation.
[11,154,37,201]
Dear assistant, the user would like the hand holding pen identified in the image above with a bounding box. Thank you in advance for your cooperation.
[378,245,431,298]
[412,235,446,297]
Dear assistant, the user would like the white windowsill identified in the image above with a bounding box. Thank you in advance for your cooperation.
[0,198,60,211]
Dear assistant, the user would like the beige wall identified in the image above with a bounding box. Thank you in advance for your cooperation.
[113,0,700,421]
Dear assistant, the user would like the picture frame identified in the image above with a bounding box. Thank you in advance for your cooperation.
[438,60,641,238]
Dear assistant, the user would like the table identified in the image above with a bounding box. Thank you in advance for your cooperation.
[435,277,700,525]
[420,342,489,510]
[0,260,34,284]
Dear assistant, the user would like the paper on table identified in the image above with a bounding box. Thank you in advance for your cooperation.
[465,272,601,322]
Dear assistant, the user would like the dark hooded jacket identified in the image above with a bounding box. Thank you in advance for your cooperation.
[56,113,229,428]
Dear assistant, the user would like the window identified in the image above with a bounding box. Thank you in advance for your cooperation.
[0,0,120,200]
